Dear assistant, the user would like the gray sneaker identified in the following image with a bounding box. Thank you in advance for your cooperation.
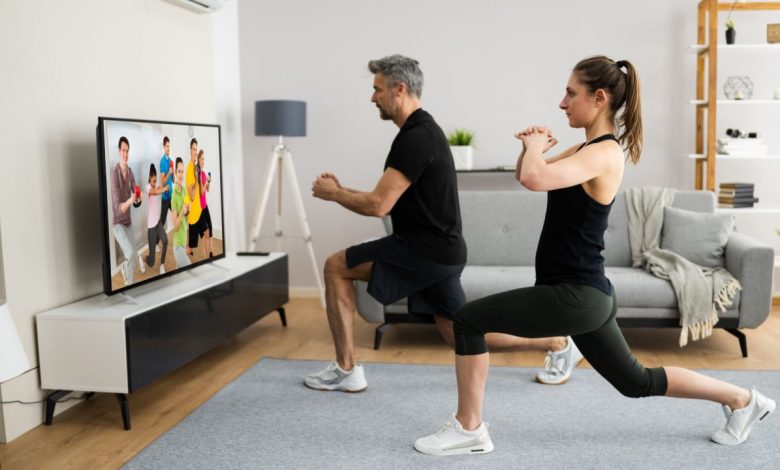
[535,337,583,385]
[304,361,368,392]
[712,387,775,445]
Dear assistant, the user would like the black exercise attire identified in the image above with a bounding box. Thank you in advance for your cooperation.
[453,134,668,398]
[345,109,467,320]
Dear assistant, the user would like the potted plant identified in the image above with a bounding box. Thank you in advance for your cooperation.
[447,128,475,170]
[726,19,736,44]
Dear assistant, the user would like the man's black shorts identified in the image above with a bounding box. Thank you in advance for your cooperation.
[345,236,466,320]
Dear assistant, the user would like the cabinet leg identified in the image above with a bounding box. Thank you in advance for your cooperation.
[115,393,131,430]
[374,323,392,350]
[44,390,71,425]
[725,328,748,358]
[277,307,287,327]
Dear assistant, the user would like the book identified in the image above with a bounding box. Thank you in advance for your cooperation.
[719,196,759,204]
[719,182,754,189]
[719,202,756,208]
[719,189,754,197]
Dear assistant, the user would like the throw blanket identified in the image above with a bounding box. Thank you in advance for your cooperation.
[626,187,741,347]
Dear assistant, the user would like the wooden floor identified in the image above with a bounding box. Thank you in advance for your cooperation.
[2,299,779,469]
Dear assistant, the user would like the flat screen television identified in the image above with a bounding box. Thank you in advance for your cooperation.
[97,117,225,295]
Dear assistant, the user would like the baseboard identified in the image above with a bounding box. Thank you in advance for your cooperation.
[0,368,80,443]
[290,287,321,298]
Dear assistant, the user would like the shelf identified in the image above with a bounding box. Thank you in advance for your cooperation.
[690,99,780,105]
[690,44,780,54]
[688,154,780,160]
[716,207,780,214]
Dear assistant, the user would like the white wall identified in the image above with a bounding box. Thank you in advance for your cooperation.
[237,0,701,289]
[212,0,247,252]
[0,0,217,442]
[238,1,780,291]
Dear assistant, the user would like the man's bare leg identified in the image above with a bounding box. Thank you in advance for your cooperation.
[323,250,372,371]
[434,316,566,352]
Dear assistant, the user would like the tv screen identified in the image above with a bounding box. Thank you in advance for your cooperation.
[97,117,225,295]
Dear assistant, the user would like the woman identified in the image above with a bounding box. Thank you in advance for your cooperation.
[414,56,775,455]
[145,163,169,274]
[197,149,213,258]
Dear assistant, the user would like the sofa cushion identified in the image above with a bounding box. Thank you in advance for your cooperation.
[460,191,545,266]
[661,206,735,268]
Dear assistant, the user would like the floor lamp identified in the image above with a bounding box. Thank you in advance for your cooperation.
[249,100,325,307]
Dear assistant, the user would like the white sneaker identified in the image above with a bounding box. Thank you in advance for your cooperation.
[160,264,166,274]
[303,361,367,392]
[535,336,583,385]
[415,414,494,456]
[138,255,146,274]
[712,387,775,445]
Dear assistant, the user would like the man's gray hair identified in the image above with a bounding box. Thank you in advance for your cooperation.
[368,55,424,98]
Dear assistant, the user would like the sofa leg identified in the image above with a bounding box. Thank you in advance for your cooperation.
[374,323,392,350]
[725,328,748,358]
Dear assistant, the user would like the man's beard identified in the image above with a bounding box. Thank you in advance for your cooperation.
[377,105,392,120]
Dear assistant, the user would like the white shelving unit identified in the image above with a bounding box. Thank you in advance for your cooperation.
[716,207,780,214]
[690,43,780,52]
[688,154,780,160]
[689,99,780,105]
[690,2,780,303]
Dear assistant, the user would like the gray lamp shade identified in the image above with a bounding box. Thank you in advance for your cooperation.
[255,100,306,137]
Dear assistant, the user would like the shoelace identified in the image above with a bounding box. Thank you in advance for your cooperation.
[435,422,456,437]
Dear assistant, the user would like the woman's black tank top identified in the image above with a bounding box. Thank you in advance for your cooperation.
[534,134,619,295]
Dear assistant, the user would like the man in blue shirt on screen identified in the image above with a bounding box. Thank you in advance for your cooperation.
[158,136,174,230]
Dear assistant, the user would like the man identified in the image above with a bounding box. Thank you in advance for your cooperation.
[307,55,575,392]
[111,136,144,285]
[158,136,174,231]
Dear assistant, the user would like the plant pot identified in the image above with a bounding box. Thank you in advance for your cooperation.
[450,145,474,170]
[726,28,736,44]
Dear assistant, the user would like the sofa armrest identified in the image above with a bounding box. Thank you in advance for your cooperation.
[724,232,774,328]
[355,280,384,324]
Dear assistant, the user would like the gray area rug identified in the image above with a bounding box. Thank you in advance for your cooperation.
[124,358,780,469]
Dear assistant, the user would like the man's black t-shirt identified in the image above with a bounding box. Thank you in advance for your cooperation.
[384,108,466,265]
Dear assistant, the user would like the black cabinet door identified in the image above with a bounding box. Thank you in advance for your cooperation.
[125,256,288,392]
[224,256,289,336]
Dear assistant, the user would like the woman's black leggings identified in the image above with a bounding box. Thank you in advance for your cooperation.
[453,283,668,398]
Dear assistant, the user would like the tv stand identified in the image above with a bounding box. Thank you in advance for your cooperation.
[37,253,288,430]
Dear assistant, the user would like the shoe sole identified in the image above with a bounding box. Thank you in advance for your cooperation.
[534,355,586,385]
[414,441,494,456]
[303,380,367,393]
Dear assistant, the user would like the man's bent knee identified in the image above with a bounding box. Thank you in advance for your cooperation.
[324,250,371,282]
[324,251,349,279]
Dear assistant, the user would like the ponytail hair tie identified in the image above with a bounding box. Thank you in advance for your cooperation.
[616,60,628,69]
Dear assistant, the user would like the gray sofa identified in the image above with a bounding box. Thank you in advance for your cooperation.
[355,190,775,355]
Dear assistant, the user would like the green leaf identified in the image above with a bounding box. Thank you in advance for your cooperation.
[447,128,474,146]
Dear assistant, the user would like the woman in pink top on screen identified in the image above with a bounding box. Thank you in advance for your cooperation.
[197,149,213,258]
